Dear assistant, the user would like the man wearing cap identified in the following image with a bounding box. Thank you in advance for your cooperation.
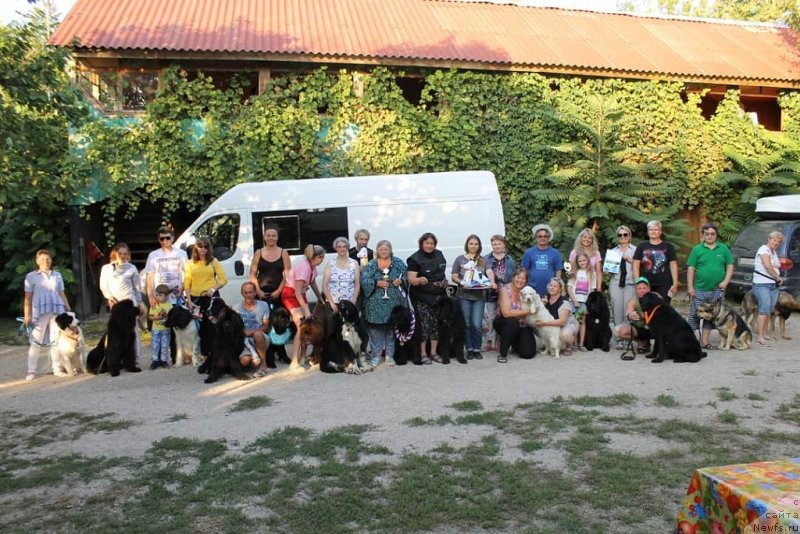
[686,223,734,350]
[613,277,657,357]
[521,223,563,296]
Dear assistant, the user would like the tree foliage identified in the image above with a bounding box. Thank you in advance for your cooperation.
[4,11,800,314]
[0,9,89,313]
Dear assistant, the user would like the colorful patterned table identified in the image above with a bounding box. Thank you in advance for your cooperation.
[677,457,800,534]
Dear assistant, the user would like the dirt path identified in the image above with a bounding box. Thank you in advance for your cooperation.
[2,319,798,462]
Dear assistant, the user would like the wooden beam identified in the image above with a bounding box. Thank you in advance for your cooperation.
[258,67,271,95]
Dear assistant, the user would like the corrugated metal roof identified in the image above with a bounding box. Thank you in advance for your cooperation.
[49,0,800,85]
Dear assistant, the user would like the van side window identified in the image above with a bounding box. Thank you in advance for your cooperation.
[789,230,800,259]
[194,214,240,261]
[253,208,348,253]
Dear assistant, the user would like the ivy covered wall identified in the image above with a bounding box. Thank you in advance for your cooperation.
[72,66,798,261]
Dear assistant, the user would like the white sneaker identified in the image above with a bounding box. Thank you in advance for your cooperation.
[386,357,396,366]
[53,370,69,377]
[25,373,35,381]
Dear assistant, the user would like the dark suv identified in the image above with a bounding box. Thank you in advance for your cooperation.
[728,220,800,299]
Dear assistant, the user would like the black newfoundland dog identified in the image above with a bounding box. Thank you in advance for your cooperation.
[435,296,467,364]
[197,298,250,383]
[265,305,293,366]
[86,299,141,376]
[389,304,421,365]
[638,292,707,363]
[583,291,612,352]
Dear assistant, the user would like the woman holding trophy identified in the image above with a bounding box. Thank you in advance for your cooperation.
[361,240,408,366]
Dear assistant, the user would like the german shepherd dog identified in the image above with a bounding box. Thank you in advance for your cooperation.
[742,290,800,340]
[696,299,752,350]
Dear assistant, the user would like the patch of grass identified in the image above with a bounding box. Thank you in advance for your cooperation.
[228,395,274,413]
[571,393,637,407]
[655,394,678,407]
[403,415,453,426]
[449,400,483,412]
[4,397,800,533]
[716,387,737,402]
[741,369,758,376]
[706,400,718,409]
[746,393,766,402]
[718,410,739,425]
[163,413,189,423]
[0,410,137,448]
[776,394,800,423]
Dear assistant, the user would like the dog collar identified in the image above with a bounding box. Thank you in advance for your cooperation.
[643,305,661,326]
[394,313,416,344]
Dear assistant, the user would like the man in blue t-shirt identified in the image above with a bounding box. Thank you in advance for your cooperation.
[521,224,563,296]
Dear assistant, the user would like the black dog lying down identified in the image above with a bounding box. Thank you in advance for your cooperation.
[197,298,249,383]
[638,292,707,363]
[86,299,141,376]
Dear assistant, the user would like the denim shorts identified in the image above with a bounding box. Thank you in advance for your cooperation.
[752,283,779,315]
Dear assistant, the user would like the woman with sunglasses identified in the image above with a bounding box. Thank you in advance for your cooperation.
[184,237,227,315]
[607,225,637,349]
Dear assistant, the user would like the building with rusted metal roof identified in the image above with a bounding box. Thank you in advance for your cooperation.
[50,0,800,130]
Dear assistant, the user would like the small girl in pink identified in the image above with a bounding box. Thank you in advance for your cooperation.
[568,228,603,292]
[568,253,595,351]
[281,244,325,369]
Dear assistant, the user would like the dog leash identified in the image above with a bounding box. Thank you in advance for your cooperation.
[16,318,60,347]
[753,269,781,284]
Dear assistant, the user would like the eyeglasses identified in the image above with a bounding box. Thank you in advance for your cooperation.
[196,244,208,249]
[159,236,173,242]
[617,232,629,237]
[536,234,549,239]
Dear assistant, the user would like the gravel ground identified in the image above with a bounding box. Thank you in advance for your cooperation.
[2,313,798,462]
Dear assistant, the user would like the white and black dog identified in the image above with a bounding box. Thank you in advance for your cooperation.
[335,300,371,371]
[54,312,87,376]
[162,305,200,366]
[520,286,560,359]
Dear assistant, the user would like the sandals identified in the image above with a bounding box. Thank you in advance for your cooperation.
[636,346,649,354]
[420,355,432,365]
[497,354,508,363]
[430,354,444,364]
[701,344,719,350]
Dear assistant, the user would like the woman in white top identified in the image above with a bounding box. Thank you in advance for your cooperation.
[99,242,145,362]
[753,231,784,346]
[607,225,637,349]
[322,237,360,310]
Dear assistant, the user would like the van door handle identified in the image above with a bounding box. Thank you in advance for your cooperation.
[234,261,244,276]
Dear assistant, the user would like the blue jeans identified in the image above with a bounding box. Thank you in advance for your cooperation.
[368,325,395,361]
[459,298,485,352]
[151,329,171,363]
[752,283,779,315]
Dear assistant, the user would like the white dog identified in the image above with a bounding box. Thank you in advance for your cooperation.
[54,312,87,376]
[520,286,561,359]
[162,305,199,367]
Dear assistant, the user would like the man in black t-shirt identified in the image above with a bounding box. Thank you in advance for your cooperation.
[632,220,678,303]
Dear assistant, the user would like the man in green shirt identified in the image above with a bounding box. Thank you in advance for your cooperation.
[686,223,734,350]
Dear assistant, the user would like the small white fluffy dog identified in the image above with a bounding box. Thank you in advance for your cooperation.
[520,286,561,359]
[54,312,87,376]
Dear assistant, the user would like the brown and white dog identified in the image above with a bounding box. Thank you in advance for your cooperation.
[297,304,331,367]
[742,290,800,340]
[54,312,87,376]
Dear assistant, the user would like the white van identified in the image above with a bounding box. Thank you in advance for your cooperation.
[175,171,506,304]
